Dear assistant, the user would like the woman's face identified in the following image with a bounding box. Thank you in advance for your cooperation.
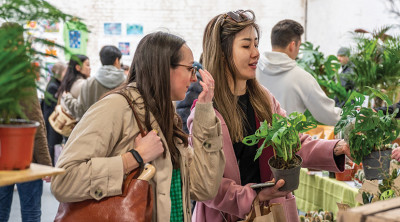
[77,59,91,78]
[231,26,259,81]
[170,44,197,101]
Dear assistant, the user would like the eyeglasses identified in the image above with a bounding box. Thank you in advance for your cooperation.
[222,10,254,25]
[173,64,198,78]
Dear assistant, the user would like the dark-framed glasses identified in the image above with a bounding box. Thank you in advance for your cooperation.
[223,10,254,24]
[173,63,198,78]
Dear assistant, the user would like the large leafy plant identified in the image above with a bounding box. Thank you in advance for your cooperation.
[0,0,85,124]
[334,87,400,164]
[242,112,317,169]
[351,27,400,104]
[297,41,350,105]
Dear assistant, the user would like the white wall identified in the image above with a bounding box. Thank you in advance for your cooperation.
[38,0,399,77]
[45,0,305,73]
[306,0,400,55]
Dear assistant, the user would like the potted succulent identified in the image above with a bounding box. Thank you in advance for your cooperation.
[0,0,83,170]
[334,88,400,180]
[242,112,317,191]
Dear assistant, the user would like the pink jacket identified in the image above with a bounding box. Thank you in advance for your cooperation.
[188,88,344,222]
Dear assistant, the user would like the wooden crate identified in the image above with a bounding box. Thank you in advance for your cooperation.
[337,197,400,222]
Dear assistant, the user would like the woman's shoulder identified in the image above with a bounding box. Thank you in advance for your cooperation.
[70,78,86,98]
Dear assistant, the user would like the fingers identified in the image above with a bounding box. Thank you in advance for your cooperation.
[392,148,400,161]
[258,179,289,202]
[199,69,215,89]
[274,179,285,190]
[135,133,143,143]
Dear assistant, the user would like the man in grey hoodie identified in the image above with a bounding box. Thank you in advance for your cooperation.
[256,19,341,126]
[64,45,126,119]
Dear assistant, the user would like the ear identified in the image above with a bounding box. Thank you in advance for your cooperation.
[288,41,296,53]
[75,64,81,72]
[113,57,120,68]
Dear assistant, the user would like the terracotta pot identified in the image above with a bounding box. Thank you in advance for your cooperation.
[0,119,39,170]
[335,169,353,181]
[268,155,303,191]
[362,150,392,180]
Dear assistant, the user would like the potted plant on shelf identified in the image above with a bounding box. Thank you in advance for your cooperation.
[242,112,317,191]
[0,0,83,170]
[334,88,400,180]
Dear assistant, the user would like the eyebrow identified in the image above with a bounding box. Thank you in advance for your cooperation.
[240,37,258,42]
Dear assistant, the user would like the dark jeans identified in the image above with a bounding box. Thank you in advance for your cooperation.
[0,179,43,222]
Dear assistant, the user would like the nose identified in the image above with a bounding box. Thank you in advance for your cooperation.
[251,46,260,58]
[190,74,197,83]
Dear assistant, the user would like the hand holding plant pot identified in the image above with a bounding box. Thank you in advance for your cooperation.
[243,112,317,191]
[334,87,400,180]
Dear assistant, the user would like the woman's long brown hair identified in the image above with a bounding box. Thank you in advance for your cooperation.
[202,10,273,143]
[107,32,188,168]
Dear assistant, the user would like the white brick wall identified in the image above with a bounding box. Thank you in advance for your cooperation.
[46,0,305,72]
[41,0,398,76]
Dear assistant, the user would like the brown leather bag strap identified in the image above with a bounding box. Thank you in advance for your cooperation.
[115,91,146,137]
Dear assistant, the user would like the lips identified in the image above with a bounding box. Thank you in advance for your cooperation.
[249,62,258,69]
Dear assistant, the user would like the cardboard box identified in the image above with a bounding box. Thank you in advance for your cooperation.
[337,197,400,222]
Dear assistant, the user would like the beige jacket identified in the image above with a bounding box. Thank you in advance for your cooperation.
[51,86,225,221]
[61,77,85,119]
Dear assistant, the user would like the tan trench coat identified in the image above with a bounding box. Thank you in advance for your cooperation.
[51,85,225,221]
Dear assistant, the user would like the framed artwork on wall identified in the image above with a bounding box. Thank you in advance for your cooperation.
[104,23,122,35]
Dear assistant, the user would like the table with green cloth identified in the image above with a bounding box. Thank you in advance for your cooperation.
[293,168,359,216]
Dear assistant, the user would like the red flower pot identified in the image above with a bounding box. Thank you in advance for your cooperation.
[0,120,39,170]
[335,169,353,181]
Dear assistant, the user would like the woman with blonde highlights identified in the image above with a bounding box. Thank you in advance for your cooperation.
[189,10,351,222]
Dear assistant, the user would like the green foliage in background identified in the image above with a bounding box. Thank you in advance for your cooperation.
[0,0,85,123]
[351,26,400,104]
[297,41,350,105]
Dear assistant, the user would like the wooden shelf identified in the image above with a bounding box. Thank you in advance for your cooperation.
[0,163,65,186]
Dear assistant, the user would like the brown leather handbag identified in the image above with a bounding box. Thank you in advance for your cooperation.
[54,91,154,222]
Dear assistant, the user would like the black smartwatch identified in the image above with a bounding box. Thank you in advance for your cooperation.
[128,149,144,169]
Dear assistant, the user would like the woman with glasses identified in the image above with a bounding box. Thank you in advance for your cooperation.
[189,9,350,221]
[51,31,225,221]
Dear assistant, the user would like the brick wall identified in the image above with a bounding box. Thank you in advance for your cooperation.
[46,0,305,72]
[34,0,398,94]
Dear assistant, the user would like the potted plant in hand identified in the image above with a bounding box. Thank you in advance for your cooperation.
[334,88,400,180]
[0,0,84,170]
[242,112,317,191]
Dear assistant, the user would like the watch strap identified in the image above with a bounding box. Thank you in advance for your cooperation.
[129,149,144,169]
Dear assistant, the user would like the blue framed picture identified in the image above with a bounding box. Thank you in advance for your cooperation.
[69,30,81,49]
[118,42,130,55]
[104,23,122,35]
[126,24,143,35]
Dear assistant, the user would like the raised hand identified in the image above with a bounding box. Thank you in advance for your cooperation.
[197,69,215,104]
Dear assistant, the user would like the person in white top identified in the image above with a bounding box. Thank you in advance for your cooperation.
[256,19,341,126]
